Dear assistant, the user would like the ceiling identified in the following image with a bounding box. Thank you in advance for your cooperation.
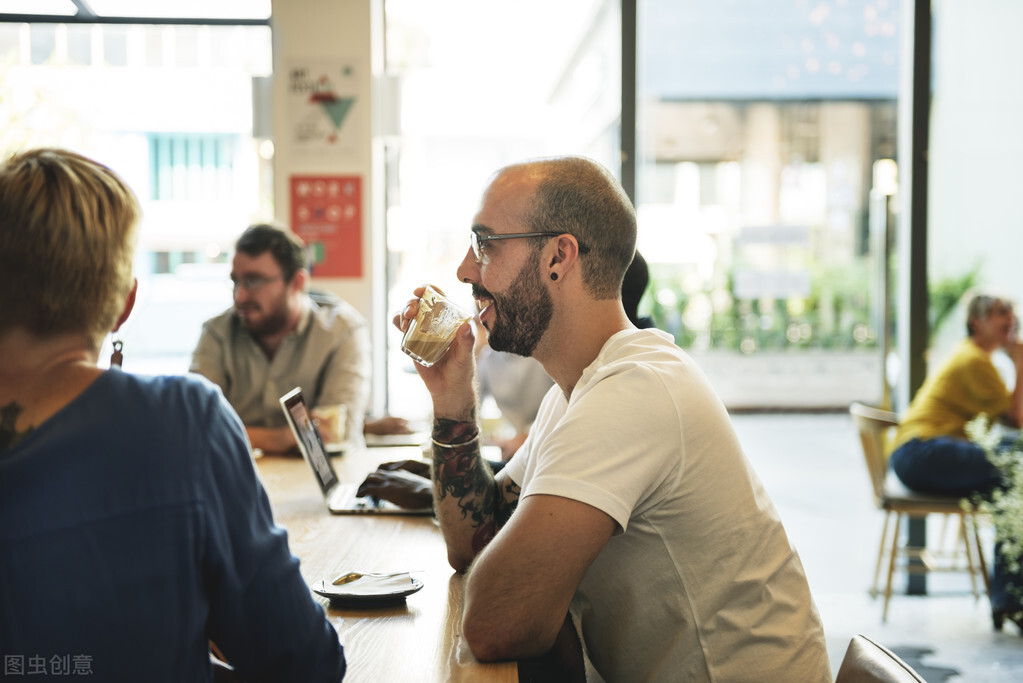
[0,0,270,24]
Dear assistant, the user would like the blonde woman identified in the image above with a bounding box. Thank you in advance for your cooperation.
[0,148,345,681]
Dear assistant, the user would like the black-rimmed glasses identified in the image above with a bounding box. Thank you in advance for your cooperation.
[469,231,590,264]
[231,274,283,292]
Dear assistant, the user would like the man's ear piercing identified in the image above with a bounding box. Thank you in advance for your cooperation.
[550,272,558,281]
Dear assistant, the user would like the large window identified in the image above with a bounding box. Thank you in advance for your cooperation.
[634,0,901,408]
[379,1,905,413]
[147,133,241,202]
[382,0,621,419]
[0,20,272,373]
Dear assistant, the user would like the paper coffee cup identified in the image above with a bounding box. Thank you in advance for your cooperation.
[311,404,348,447]
[401,285,472,367]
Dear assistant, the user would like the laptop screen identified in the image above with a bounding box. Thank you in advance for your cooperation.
[279,387,340,494]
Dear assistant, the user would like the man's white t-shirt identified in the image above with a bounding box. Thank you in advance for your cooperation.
[504,329,830,682]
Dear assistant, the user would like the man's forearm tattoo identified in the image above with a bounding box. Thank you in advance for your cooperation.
[0,401,33,451]
[432,417,519,552]
[487,479,521,550]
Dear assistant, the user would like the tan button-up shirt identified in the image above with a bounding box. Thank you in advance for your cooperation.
[189,295,371,445]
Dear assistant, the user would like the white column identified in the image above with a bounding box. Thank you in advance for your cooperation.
[270,0,387,413]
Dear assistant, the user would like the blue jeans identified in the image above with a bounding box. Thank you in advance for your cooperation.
[891,437,1019,612]
[889,436,1003,497]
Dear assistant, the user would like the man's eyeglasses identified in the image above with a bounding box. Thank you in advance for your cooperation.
[469,231,590,264]
[231,274,283,292]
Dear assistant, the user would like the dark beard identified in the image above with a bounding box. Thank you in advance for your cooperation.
[479,260,553,356]
[236,298,290,337]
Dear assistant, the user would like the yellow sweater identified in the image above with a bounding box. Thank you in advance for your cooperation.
[894,339,1011,448]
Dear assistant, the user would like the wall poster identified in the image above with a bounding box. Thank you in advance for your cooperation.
[290,175,362,278]
[287,60,361,154]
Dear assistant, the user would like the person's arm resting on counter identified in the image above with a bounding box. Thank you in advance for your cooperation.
[431,417,615,661]
[242,425,298,453]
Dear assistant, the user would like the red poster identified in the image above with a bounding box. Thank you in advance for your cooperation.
[290,175,362,277]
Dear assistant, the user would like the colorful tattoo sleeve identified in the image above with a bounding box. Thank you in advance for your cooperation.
[432,418,520,554]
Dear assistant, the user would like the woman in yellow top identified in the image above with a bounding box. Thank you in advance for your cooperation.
[890,292,1023,632]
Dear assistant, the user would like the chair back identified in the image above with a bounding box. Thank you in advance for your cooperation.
[850,402,900,507]
[835,634,926,682]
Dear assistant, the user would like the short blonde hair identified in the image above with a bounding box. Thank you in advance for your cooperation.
[0,148,141,345]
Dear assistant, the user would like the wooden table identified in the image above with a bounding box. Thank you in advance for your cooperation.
[255,447,517,683]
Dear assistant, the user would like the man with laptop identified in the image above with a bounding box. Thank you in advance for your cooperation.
[190,223,374,452]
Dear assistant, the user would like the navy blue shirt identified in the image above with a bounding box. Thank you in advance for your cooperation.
[0,370,345,682]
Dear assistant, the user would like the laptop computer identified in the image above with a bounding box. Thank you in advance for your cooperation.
[279,387,433,516]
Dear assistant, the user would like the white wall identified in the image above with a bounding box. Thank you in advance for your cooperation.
[926,0,1023,372]
[929,0,1023,299]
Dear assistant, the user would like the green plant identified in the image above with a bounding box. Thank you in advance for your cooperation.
[966,414,1023,581]
[642,257,984,353]
[929,266,982,341]
[644,260,876,351]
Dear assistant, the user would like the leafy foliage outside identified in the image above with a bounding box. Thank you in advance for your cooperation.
[929,266,982,337]
[641,258,982,354]
[966,414,1023,582]
[644,260,876,353]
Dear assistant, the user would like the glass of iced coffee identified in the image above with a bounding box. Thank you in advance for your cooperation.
[400,285,472,367]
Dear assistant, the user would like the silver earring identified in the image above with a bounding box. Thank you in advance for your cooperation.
[110,340,123,367]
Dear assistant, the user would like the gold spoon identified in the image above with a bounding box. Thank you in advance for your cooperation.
[331,571,411,586]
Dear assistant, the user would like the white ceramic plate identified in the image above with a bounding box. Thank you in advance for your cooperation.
[311,576,424,604]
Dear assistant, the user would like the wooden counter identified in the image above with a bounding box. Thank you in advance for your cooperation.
[255,447,517,683]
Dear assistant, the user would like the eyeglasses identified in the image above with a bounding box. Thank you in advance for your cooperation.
[231,274,283,292]
[469,231,590,264]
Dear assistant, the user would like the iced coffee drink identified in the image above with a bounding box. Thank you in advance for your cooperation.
[401,285,472,367]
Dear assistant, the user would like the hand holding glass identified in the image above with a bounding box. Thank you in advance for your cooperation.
[400,285,472,367]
